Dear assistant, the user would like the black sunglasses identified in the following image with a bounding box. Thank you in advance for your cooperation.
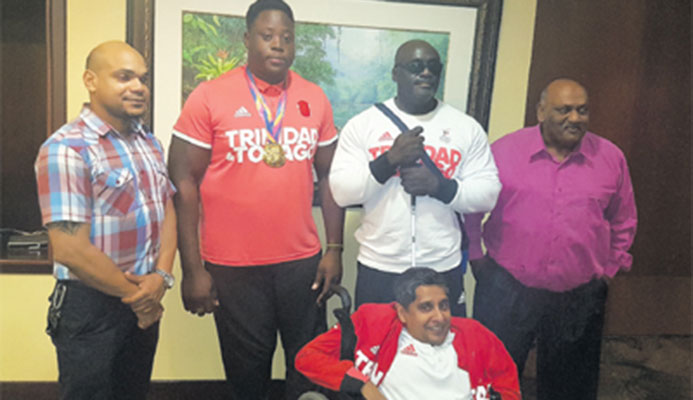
[397,59,443,76]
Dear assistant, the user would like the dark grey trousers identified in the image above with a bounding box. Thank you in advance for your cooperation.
[207,252,327,400]
[48,281,159,400]
[472,256,607,400]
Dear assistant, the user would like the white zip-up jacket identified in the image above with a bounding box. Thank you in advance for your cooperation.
[329,98,500,272]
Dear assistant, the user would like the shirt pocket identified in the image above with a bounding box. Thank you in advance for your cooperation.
[92,167,137,217]
[565,192,609,219]
[563,193,611,246]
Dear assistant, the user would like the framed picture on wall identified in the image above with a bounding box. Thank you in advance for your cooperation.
[127,0,502,133]
[177,11,455,131]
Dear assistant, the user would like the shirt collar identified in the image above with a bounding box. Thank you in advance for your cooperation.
[80,103,148,138]
[527,125,549,158]
[244,65,290,96]
[528,124,593,162]
[574,132,595,160]
[401,327,455,349]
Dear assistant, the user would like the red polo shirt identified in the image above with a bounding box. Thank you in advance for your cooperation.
[173,66,337,266]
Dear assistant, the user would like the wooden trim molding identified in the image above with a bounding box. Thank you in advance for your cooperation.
[0,257,52,274]
[126,0,154,128]
[46,0,66,134]
[0,380,283,400]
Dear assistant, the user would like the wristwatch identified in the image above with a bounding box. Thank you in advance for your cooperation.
[154,269,175,289]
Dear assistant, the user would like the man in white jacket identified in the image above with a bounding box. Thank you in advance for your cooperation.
[329,39,500,316]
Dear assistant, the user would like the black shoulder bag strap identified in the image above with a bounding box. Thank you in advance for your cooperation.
[373,102,441,175]
[373,102,469,254]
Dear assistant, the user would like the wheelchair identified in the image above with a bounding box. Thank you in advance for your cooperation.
[297,285,503,400]
[298,285,359,400]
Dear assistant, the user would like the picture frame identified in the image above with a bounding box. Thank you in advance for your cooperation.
[127,0,503,134]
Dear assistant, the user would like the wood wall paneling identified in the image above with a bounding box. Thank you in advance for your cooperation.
[1,0,47,232]
[526,0,691,334]
[1,0,64,269]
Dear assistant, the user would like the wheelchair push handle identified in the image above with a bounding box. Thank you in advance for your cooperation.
[329,284,352,314]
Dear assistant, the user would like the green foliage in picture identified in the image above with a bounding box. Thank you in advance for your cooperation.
[293,23,336,88]
[182,13,246,100]
[320,27,449,129]
[181,11,449,128]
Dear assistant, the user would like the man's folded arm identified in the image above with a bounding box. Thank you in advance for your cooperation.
[47,221,140,298]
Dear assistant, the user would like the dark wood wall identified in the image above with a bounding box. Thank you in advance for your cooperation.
[0,0,64,240]
[525,0,690,334]
[1,0,47,232]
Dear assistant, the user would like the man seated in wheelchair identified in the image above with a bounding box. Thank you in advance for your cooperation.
[295,267,520,399]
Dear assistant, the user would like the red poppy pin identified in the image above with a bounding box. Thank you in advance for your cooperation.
[298,100,311,117]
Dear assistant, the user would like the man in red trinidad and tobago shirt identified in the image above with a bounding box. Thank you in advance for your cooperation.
[168,1,344,398]
[295,268,520,400]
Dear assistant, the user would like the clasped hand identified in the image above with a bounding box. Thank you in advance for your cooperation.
[386,126,440,196]
[122,272,166,329]
[386,126,424,167]
[400,164,440,196]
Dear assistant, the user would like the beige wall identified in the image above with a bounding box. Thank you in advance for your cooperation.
[65,0,127,119]
[0,0,536,381]
[487,0,537,142]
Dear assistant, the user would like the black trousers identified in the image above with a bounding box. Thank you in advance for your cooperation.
[47,281,159,400]
[354,261,467,317]
[207,252,326,400]
[472,256,607,400]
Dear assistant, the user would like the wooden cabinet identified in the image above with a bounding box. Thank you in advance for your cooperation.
[0,0,65,273]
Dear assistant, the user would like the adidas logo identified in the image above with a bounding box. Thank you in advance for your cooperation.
[441,129,451,143]
[457,291,466,304]
[234,106,252,118]
[378,131,394,141]
[401,344,417,357]
[370,345,380,355]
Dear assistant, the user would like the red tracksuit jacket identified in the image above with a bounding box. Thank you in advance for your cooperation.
[295,303,520,399]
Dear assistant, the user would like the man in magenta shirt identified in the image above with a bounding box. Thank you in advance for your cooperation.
[465,78,637,400]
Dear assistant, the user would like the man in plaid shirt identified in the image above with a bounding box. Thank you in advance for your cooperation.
[34,41,176,400]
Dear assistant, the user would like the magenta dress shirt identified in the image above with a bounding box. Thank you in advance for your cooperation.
[465,125,637,292]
